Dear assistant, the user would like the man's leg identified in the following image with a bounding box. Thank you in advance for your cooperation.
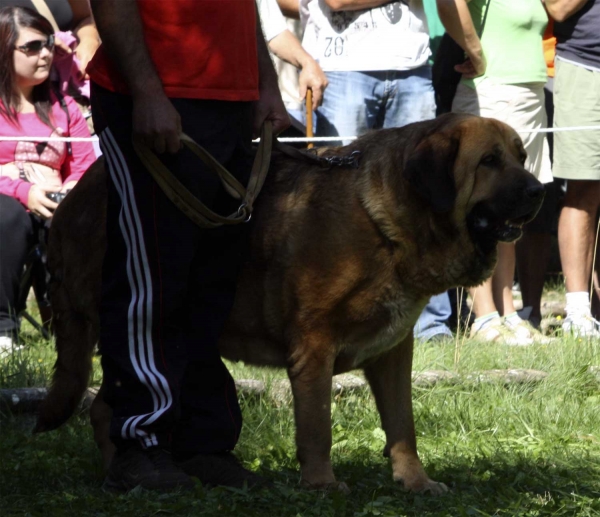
[92,85,199,491]
[92,87,257,490]
[558,180,600,334]
[159,99,267,488]
[382,66,435,128]
[413,293,453,343]
[516,181,557,327]
[553,59,600,337]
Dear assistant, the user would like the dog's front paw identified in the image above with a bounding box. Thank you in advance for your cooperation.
[301,479,351,494]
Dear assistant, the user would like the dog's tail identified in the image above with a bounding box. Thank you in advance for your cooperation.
[33,313,96,433]
[33,160,104,433]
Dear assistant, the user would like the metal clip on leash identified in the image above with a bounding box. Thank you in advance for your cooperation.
[132,121,273,229]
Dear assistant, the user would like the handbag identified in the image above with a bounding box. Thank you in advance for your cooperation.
[432,1,490,115]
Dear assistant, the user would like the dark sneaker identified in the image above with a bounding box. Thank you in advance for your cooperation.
[103,446,194,492]
[176,452,270,489]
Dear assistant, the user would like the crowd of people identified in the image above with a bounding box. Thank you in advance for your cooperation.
[0,0,598,492]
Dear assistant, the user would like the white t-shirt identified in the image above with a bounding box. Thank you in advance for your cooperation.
[257,0,288,42]
[257,0,303,112]
[300,0,431,72]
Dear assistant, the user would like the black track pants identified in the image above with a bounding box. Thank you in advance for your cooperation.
[91,83,253,454]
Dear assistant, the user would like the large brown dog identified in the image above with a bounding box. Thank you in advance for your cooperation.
[35,114,544,494]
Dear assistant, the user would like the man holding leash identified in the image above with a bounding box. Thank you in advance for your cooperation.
[87,0,288,491]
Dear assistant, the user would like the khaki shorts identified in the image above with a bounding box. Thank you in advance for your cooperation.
[452,79,553,184]
[553,59,600,181]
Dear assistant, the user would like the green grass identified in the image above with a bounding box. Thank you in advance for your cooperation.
[1,306,599,516]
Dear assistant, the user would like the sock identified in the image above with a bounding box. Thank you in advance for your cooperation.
[565,292,591,319]
[472,311,500,333]
[503,312,522,327]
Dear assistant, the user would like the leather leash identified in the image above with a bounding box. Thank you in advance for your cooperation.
[132,121,273,229]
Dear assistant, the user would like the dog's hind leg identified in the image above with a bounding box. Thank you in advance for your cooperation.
[364,335,448,495]
[90,381,115,472]
[287,338,350,493]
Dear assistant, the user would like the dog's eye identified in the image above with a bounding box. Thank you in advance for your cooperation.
[480,154,499,167]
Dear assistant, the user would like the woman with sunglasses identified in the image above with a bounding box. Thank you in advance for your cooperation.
[0,6,96,354]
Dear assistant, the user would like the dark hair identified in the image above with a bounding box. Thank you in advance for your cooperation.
[0,6,55,128]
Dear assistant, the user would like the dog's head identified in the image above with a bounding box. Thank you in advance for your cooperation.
[402,113,545,281]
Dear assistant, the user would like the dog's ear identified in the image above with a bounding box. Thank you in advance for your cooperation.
[403,133,459,213]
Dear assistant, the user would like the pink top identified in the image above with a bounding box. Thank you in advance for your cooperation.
[0,94,96,206]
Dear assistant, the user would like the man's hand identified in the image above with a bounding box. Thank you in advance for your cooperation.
[299,60,328,110]
[74,37,99,79]
[455,50,486,79]
[253,80,290,138]
[91,0,180,152]
[54,38,73,56]
[132,92,182,154]
[27,184,61,219]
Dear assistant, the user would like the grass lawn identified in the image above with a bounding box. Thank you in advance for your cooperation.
[1,297,599,516]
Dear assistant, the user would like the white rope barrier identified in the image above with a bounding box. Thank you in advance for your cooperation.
[0,135,99,142]
[1,124,600,144]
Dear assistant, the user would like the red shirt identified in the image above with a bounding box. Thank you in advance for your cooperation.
[87,0,259,101]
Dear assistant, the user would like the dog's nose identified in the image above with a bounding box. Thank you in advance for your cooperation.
[524,184,544,199]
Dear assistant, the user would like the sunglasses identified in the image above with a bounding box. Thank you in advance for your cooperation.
[15,34,55,54]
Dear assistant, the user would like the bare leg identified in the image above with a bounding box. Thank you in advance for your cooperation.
[491,243,517,317]
[469,244,517,318]
[558,180,600,293]
[364,335,447,495]
[469,277,496,319]
[516,232,551,326]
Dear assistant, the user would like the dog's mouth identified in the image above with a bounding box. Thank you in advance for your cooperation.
[468,213,530,243]
[467,201,542,253]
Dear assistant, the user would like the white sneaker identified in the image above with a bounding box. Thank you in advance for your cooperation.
[562,314,600,339]
[0,335,24,357]
[470,317,533,346]
[504,319,554,345]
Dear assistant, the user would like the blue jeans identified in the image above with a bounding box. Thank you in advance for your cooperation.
[414,292,453,342]
[316,67,436,144]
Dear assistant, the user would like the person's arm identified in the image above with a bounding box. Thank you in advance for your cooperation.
[544,0,589,22]
[267,30,328,110]
[436,0,486,78]
[277,0,300,19]
[67,0,100,77]
[323,0,394,11]
[60,97,97,191]
[254,6,290,137]
[89,0,181,153]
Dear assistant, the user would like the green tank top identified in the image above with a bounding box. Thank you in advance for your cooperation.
[462,0,548,88]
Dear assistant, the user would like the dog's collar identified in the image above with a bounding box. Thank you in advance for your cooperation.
[275,141,362,170]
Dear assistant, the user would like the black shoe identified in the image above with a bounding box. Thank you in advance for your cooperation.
[176,452,270,489]
[103,446,194,492]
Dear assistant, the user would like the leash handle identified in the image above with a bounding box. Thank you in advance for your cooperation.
[306,89,314,150]
[132,121,273,229]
